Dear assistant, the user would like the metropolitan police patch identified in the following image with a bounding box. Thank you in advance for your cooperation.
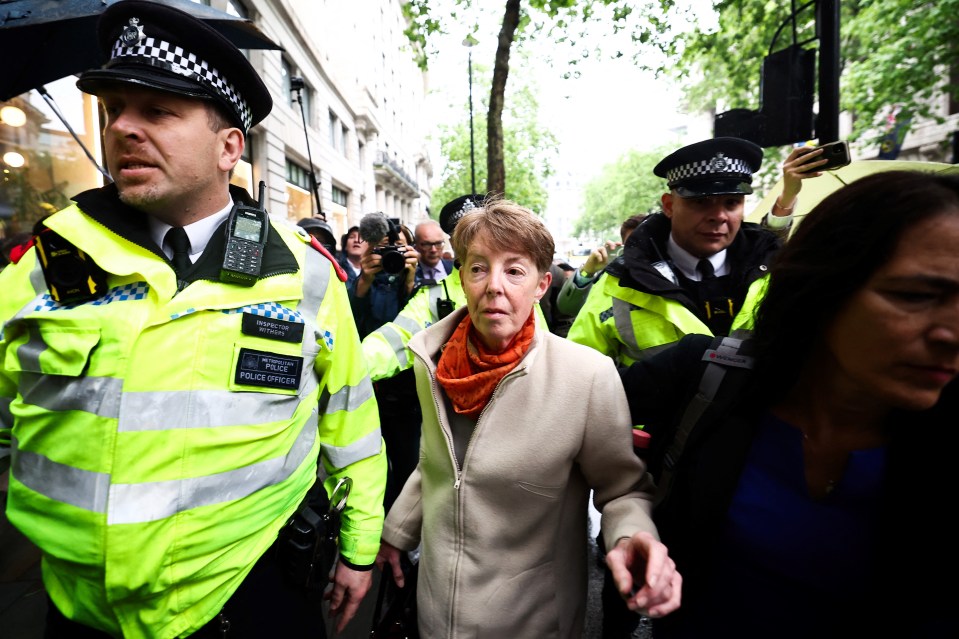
[235,348,302,391]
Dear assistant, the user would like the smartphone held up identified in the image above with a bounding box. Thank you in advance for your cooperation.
[813,140,851,171]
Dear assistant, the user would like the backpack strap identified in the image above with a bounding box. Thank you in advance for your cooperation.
[654,335,754,508]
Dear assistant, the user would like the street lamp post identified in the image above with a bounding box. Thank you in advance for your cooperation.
[463,34,479,195]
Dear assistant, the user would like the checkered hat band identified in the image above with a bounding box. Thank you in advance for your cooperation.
[110,37,252,130]
[666,156,752,184]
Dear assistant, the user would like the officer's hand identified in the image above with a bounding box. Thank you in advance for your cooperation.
[375,540,405,588]
[779,146,826,210]
[606,531,682,618]
[325,561,373,632]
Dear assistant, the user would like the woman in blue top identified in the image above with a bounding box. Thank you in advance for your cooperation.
[621,170,959,638]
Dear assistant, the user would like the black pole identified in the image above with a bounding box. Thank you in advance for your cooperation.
[816,0,840,143]
[291,78,324,220]
[467,49,476,195]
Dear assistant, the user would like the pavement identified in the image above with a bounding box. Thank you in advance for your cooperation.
[1,495,610,638]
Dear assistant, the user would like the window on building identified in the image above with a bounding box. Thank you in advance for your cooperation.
[340,125,348,155]
[1,78,103,236]
[332,185,348,206]
[286,159,314,221]
[328,110,338,147]
[358,141,365,168]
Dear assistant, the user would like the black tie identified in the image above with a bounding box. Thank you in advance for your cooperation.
[165,227,192,274]
[697,258,715,281]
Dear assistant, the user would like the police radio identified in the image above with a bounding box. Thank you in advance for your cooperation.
[221,181,269,286]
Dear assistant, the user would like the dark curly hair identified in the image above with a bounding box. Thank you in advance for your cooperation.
[751,170,959,401]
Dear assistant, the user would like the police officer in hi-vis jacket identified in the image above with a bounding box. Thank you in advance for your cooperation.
[0,3,385,637]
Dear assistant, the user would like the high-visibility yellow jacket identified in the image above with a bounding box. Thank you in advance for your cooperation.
[0,187,386,638]
[567,271,768,366]
[362,270,548,382]
[567,214,780,367]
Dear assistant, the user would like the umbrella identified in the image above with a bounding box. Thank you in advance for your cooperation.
[747,159,959,227]
[0,0,282,101]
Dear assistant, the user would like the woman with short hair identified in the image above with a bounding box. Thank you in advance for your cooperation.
[377,198,682,637]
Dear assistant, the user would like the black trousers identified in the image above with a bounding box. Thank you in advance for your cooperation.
[44,546,327,638]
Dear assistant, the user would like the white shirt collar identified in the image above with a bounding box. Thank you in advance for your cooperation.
[666,234,727,281]
[150,199,235,261]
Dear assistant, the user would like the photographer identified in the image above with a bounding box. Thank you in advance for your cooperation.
[348,213,419,339]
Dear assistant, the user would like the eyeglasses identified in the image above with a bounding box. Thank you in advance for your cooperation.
[417,241,444,249]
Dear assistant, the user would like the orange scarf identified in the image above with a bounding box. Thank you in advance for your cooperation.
[436,311,536,419]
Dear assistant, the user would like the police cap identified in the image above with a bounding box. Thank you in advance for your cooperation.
[439,194,485,235]
[653,137,763,198]
[76,0,272,132]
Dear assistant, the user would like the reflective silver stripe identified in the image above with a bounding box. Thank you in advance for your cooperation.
[372,323,410,369]
[393,314,423,336]
[16,323,46,372]
[297,247,331,324]
[321,375,374,415]
[19,373,122,417]
[108,416,317,524]
[611,298,644,362]
[13,442,110,513]
[119,389,302,431]
[322,427,381,469]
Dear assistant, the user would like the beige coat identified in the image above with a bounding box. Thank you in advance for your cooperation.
[382,306,659,638]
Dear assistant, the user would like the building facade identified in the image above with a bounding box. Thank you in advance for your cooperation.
[0,0,433,248]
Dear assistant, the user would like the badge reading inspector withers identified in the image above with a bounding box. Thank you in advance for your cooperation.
[221,181,269,286]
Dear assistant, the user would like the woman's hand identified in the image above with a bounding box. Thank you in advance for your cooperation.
[605,531,682,618]
[375,540,406,588]
[777,145,827,212]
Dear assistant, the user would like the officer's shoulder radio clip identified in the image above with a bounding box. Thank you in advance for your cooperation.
[34,220,108,304]
[221,181,269,286]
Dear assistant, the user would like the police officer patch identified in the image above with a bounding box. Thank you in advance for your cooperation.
[235,348,302,391]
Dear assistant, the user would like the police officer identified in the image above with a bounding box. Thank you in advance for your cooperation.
[568,137,792,637]
[567,137,793,368]
[0,3,385,637]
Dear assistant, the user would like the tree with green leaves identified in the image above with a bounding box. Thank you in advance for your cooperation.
[663,0,959,150]
[403,0,663,196]
[430,63,558,214]
[576,147,668,239]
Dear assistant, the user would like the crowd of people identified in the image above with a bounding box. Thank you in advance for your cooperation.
[1,3,958,639]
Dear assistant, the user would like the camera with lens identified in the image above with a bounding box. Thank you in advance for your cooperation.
[360,212,408,275]
[374,242,408,275]
[290,76,306,91]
